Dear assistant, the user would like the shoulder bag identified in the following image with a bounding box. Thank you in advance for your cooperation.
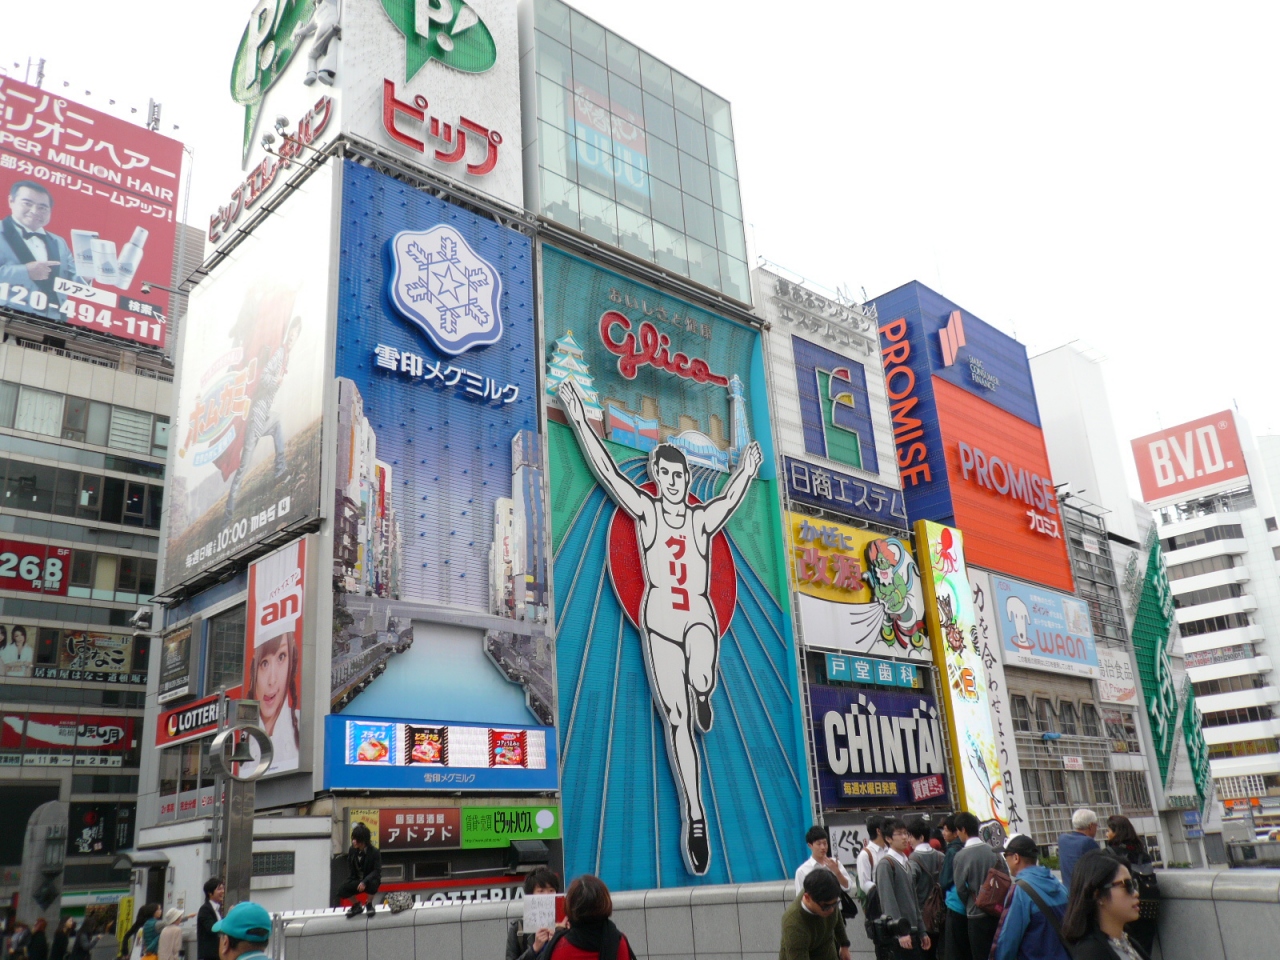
[975,864,1012,916]
[1014,880,1072,957]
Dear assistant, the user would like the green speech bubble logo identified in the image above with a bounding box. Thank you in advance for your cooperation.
[381,0,497,81]
[230,0,313,166]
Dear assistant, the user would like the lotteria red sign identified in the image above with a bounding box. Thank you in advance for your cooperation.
[1131,410,1248,507]
[156,693,223,747]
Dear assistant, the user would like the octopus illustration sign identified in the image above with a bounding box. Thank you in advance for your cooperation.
[915,521,1007,837]
[786,512,929,661]
[544,246,807,890]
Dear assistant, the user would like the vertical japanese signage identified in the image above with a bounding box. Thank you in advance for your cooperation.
[915,521,1007,835]
[544,246,806,889]
[165,161,330,592]
[786,511,929,661]
[0,77,182,348]
[244,539,306,776]
[969,569,1026,836]
[1130,534,1180,783]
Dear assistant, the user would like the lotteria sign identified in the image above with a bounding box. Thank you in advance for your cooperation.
[1131,410,1249,508]
[156,694,223,747]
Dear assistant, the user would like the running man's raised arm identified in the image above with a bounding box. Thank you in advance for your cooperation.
[700,441,762,534]
[557,379,648,518]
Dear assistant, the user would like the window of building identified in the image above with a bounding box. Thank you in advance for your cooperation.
[1090,771,1114,804]
[1193,674,1265,697]
[1201,704,1275,727]
[151,417,169,457]
[0,458,161,528]
[1059,702,1079,736]
[1042,769,1068,805]
[252,852,295,877]
[1103,709,1141,753]
[1081,703,1103,738]
[14,386,65,437]
[1022,769,1042,806]
[206,606,246,694]
[1167,554,1236,581]
[1274,546,1280,562]
[1011,696,1032,733]
[1035,699,1056,734]
[1174,582,1245,608]
[1208,738,1279,760]
[1180,612,1252,637]
[107,407,155,455]
[1164,524,1244,552]
[0,383,17,428]
[1115,771,1152,811]
[1267,518,1278,533]
[1065,770,1089,806]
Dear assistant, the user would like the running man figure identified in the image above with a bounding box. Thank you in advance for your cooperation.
[558,378,762,874]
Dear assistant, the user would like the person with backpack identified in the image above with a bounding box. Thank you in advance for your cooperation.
[992,834,1070,960]
[938,816,969,960]
[855,815,891,960]
[875,819,932,960]
[1103,815,1157,956]
[908,819,944,958]
[951,812,1007,960]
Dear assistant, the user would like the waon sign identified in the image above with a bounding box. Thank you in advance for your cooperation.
[1131,410,1249,508]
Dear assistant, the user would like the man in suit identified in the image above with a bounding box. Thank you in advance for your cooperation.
[0,180,78,318]
[196,876,225,960]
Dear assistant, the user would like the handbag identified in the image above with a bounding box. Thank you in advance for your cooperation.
[975,865,1012,916]
[1015,880,1072,957]
[839,889,859,920]
[384,891,414,914]
[1128,861,1160,921]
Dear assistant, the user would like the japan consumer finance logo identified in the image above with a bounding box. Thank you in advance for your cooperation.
[387,225,504,355]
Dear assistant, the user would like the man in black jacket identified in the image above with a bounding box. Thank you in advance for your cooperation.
[339,823,382,917]
[196,877,225,960]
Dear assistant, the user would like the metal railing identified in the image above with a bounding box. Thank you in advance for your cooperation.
[8,336,118,369]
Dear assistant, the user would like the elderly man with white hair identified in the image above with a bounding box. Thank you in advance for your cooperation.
[1056,808,1100,889]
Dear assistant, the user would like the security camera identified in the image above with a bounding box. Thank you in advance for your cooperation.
[140,283,152,295]
[129,607,153,631]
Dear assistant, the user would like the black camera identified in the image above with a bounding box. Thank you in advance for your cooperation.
[869,915,911,944]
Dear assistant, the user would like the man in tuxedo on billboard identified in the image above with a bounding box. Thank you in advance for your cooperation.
[0,180,77,318]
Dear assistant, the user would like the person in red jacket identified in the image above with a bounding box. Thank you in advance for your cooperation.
[543,875,636,960]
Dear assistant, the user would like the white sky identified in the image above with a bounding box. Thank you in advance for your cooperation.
[5,1,1279,476]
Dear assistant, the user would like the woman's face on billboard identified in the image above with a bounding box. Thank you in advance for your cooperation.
[255,637,291,731]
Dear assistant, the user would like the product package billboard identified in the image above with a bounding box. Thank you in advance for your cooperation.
[329,161,550,743]
[164,161,331,594]
[989,573,1099,678]
[1097,650,1140,706]
[810,683,950,811]
[210,0,521,247]
[0,76,183,348]
[244,538,306,776]
[324,714,557,791]
[1131,410,1248,507]
[752,268,905,528]
[916,521,1008,837]
[785,511,930,662]
[873,281,1074,593]
[544,246,807,888]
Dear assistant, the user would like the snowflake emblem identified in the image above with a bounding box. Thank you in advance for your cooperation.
[386,225,504,355]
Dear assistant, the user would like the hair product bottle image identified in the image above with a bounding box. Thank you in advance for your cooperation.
[70,230,99,282]
[114,227,148,291]
[90,239,119,286]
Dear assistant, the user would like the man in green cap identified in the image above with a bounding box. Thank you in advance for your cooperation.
[212,901,272,960]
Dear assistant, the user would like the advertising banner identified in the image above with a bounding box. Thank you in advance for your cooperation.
[0,621,37,677]
[165,161,331,593]
[155,694,222,748]
[2,713,136,767]
[0,538,72,597]
[377,807,461,851]
[245,539,305,776]
[824,653,920,689]
[460,805,560,848]
[0,77,183,348]
[1131,410,1249,507]
[210,0,520,247]
[1097,650,1140,706]
[544,245,806,888]
[158,623,195,703]
[990,573,1099,678]
[786,511,929,661]
[752,268,904,526]
[30,630,143,684]
[67,802,134,857]
[324,714,557,792]
[969,569,1028,835]
[810,684,949,810]
[1129,535,1181,782]
[916,521,1008,836]
[329,161,550,741]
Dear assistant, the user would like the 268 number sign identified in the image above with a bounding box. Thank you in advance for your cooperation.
[0,539,71,596]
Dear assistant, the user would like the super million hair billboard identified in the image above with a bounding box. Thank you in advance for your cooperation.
[543,246,808,889]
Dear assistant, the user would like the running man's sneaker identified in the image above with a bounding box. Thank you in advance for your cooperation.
[685,818,710,874]
[694,693,714,733]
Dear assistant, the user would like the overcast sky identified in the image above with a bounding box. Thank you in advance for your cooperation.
[5,1,1278,480]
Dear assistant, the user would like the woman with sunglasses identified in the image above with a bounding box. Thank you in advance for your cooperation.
[1060,851,1149,960]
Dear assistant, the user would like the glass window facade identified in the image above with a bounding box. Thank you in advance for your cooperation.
[530,0,751,303]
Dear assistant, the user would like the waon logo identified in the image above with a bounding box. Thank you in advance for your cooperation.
[1132,411,1249,505]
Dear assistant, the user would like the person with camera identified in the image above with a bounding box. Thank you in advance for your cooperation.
[874,819,932,960]
[780,869,852,960]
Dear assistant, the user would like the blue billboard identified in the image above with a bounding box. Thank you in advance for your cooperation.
[990,573,1100,678]
[328,161,555,778]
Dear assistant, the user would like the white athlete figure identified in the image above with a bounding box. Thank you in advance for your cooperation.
[558,378,762,874]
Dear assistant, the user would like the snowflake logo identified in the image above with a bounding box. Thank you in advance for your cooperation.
[386,225,504,355]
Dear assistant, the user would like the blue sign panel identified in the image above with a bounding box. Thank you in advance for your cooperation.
[810,684,950,811]
[784,456,908,529]
[990,574,1100,678]
[825,653,920,690]
[324,714,558,792]
[792,336,880,474]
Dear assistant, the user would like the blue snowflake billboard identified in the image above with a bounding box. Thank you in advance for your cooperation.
[328,161,552,781]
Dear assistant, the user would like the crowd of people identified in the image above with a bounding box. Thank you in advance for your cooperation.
[783,808,1161,960]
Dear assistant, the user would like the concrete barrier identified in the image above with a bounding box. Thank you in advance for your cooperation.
[274,870,1280,960]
